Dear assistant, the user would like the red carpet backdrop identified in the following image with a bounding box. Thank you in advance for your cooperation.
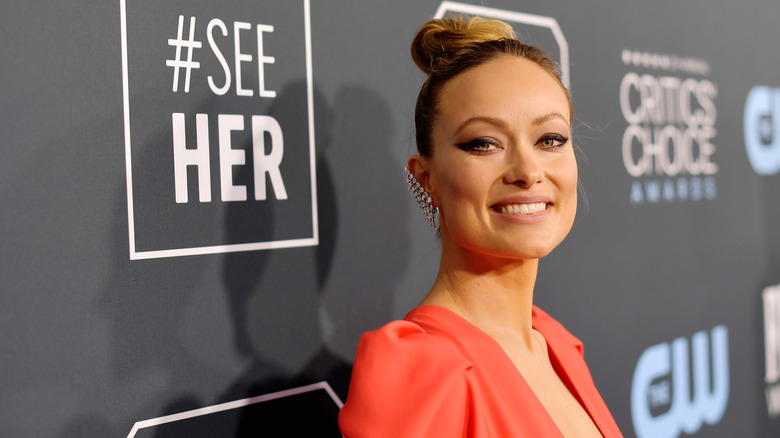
[1,1,779,436]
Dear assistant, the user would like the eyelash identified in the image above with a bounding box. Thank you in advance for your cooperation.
[538,134,569,149]
[455,134,569,154]
[456,137,499,153]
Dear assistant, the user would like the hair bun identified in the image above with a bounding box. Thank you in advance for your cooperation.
[411,16,517,76]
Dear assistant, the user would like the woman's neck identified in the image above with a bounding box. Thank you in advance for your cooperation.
[419,240,540,352]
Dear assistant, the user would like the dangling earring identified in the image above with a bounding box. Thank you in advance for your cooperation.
[405,167,437,229]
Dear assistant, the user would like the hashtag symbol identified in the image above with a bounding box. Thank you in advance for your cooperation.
[166,15,202,93]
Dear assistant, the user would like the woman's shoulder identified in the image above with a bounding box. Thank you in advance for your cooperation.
[339,308,474,437]
[354,307,474,370]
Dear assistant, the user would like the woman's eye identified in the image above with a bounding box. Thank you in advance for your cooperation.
[456,138,499,153]
[539,134,568,149]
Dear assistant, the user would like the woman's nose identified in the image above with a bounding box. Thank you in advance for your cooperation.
[503,145,543,187]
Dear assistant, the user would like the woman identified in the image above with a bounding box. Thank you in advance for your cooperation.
[339,16,622,437]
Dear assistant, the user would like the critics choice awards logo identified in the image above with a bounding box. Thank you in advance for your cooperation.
[120,0,317,259]
[619,50,719,205]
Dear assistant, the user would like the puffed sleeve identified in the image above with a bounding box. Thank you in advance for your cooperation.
[339,320,473,438]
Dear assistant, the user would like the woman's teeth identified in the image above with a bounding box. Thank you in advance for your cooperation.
[498,202,547,214]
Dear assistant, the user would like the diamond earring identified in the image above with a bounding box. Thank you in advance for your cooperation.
[405,167,437,229]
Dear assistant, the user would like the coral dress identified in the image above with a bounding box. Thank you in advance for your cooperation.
[339,305,622,437]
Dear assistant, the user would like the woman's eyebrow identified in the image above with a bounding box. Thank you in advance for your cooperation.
[453,116,507,137]
[453,112,569,138]
[532,111,569,126]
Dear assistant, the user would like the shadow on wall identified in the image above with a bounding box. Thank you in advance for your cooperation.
[211,82,412,436]
[213,80,348,436]
[79,80,407,438]
[77,94,221,438]
[317,84,412,362]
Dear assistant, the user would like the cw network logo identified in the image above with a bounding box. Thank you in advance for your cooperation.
[744,86,780,175]
[631,325,729,438]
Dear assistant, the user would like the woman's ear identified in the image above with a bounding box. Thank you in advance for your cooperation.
[407,154,433,195]
[407,154,439,229]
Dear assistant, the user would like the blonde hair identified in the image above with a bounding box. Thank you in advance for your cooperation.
[411,16,569,156]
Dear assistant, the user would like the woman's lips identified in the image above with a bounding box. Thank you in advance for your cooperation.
[493,202,548,214]
[490,200,552,224]
[490,195,553,215]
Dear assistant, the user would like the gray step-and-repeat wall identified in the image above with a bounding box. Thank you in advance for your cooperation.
[3,0,780,436]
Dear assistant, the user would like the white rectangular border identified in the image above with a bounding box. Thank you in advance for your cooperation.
[120,0,318,260]
[126,381,343,437]
[434,1,569,89]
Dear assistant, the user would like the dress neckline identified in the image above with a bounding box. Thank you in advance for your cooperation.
[405,304,606,438]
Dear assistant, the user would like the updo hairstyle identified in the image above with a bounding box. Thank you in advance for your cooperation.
[411,16,570,157]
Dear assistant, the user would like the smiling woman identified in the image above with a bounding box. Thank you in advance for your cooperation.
[339,16,623,438]
[424,55,577,261]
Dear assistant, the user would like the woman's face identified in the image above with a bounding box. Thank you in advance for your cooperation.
[421,56,577,261]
